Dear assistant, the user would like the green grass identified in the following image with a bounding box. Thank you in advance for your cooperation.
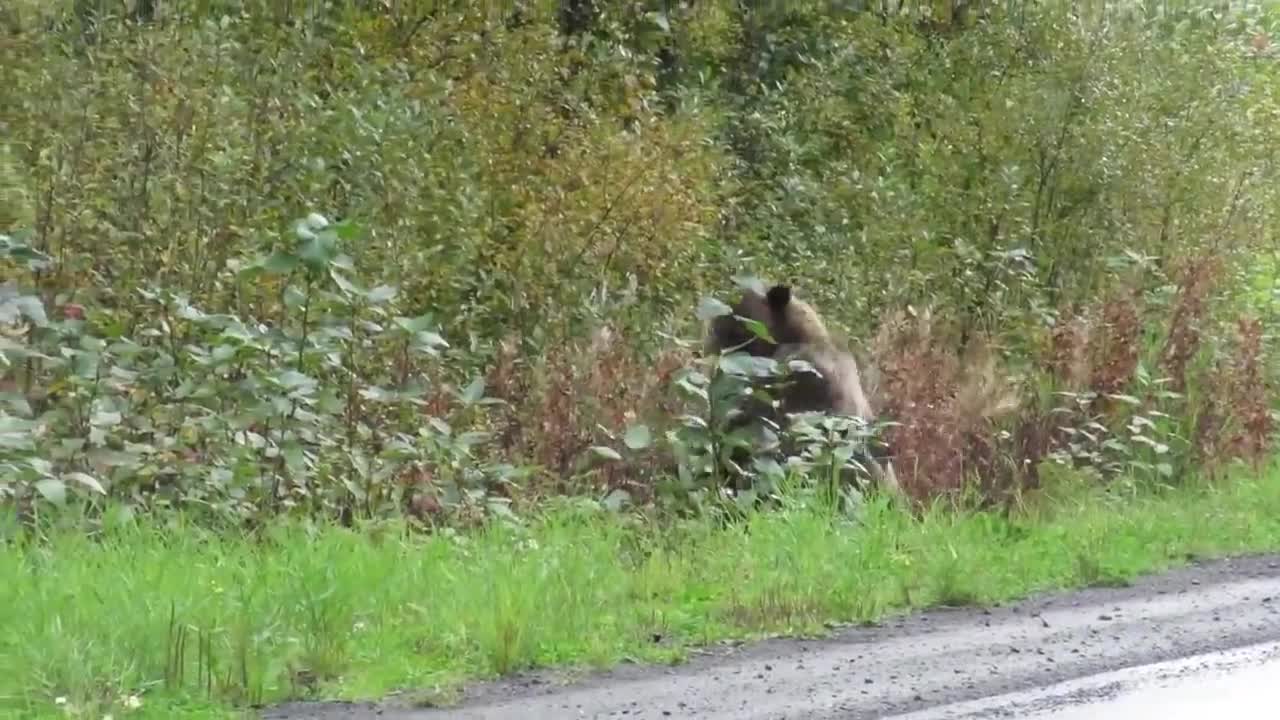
[6,466,1280,720]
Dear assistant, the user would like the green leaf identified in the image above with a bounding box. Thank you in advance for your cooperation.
[63,472,106,495]
[416,331,448,348]
[264,250,301,274]
[26,456,53,475]
[718,353,778,378]
[0,416,36,449]
[602,488,631,512]
[696,297,733,322]
[298,231,339,271]
[0,391,32,417]
[359,385,393,402]
[590,446,623,462]
[85,448,143,468]
[367,284,398,304]
[393,314,438,333]
[284,285,309,308]
[282,443,308,473]
[35,478,67,505]
[109,366,140,382]
[459,375,486,404]
[90,410,123,428]
[335,220,363,241]
[69,348,100,379]
[13,295,48,327]
[329,269,363,296]
[1,236,53,271]
[104,504,136,529]
[0,335,32,356]
[624,423,652,450]
[457,430,491,448]
[277,370,316,390]
[486,497,518,521]
[741,317,774,342]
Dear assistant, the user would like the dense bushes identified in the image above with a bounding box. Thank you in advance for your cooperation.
[4,1,1280,527]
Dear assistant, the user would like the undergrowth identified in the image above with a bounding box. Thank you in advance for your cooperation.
[5,3,1280,524]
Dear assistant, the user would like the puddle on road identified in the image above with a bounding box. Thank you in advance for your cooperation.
[1038,654,1280,719]
[887,642,1280,720]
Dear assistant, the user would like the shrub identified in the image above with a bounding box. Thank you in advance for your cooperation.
[4,2,1280,525]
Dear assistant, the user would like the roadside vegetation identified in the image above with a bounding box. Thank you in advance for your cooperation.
[5,1,1280,718]
[8,467,1280,720]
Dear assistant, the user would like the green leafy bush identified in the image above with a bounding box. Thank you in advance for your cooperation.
[4,1,1280,525]
[1,218,523,529]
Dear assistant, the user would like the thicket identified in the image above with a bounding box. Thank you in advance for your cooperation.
[4,0,1280,532]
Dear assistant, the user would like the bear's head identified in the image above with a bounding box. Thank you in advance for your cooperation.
[705,283,833,357]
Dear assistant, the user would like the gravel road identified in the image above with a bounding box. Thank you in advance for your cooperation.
[261,553,1280,720]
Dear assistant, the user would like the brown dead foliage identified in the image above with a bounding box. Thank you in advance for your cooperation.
[1197,316,1275,475]
[868,310,1020,503]
[1047,304,1091,390]
[1225,316,1273,468]
[861,255,1271,505]
[483,325,691,502]
[1087,286,1142,400]
[1160,255,1221,392]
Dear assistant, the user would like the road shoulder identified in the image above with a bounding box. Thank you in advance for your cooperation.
[262,552,1280,719]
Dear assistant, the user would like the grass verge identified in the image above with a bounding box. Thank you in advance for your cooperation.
[5,466,1280,719]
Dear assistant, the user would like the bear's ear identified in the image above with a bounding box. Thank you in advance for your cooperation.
[765,284,792,311]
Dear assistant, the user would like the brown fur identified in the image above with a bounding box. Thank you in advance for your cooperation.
[705,289,776,357]
[705,283,900,495]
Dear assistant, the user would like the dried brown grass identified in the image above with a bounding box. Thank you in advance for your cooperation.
[858,254,1273,506]
[1197,316,1274,476]
[483,324,691,502]
[1160,256,1221,392]
[868,310,1020,503]
[1087,286,1142,402]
